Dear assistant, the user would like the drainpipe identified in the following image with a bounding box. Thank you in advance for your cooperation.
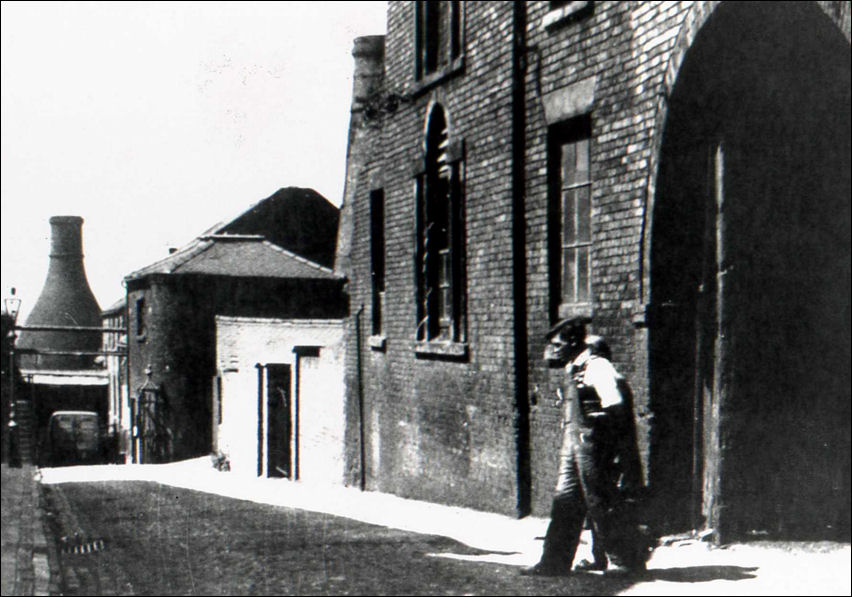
[511,1,531,517]
[354,304,366,491]
[256,363,264,477]
[124,281,133,464]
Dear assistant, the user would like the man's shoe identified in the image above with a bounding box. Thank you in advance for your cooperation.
[605,562,647,577]
[574,558,606,572]
[520,562,572,576]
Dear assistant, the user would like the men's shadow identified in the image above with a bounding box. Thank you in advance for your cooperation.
[559,565,759,596]
[643,565,759,582]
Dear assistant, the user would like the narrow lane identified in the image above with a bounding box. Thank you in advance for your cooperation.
[42,480,633,596]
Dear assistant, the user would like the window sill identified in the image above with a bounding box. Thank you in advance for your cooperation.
[542,1,593,31]
[369,335,387,351]
[557,303,593,320]
[414,340,468,360]
[410,56,465,97]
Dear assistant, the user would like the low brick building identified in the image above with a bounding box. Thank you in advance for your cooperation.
[338,1,851,541]
[125,188,345,463]
[214,316,345,484]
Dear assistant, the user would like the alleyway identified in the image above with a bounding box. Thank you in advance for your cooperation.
[7,459,848,596]
[41,480,634,596]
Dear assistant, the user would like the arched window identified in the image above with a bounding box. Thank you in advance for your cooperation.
[414,105,466,344]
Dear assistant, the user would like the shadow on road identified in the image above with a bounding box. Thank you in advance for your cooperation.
[644,565,759,583]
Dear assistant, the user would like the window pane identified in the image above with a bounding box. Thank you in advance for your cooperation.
[439,248,451,287]
[563,247,576,303]
[450,1,461,59]
[562,189,576,245]
[576,185,591,243]
[437,0,449,68]
[561,142,576,187]
[577,246,590,303]
[425,1,441,73]
[575,138,590,184]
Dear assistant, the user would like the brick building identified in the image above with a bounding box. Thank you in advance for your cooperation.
[337,1,851,541]
[125,188,345,463]
[100,297,129,462]
[214,316,345,484]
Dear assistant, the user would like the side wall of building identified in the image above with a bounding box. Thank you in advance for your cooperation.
[346,2,523,514]
[127,275,346,463]
[344,1,852,526]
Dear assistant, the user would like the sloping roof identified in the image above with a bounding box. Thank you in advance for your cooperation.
[101,297,127,316]
[199,186,337,238]
[126,187,341,284]
[205,187,339,269]
[125,235,341,282]
[125,238,213,281]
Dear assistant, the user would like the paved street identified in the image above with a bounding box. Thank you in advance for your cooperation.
[19,459,851,596]
[40,480,634,596]
[1,464,51,597]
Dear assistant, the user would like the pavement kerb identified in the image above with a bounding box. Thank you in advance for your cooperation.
[31,470,51,596]
[35,473,63,597]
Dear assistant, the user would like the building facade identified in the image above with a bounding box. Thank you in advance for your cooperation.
[214,316,345,484]
[125,188,346,463]
[101,297,129,462]
[338,1,851,540]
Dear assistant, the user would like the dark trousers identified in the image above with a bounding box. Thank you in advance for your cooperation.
[539,416,650,570]
[539,421,616,570]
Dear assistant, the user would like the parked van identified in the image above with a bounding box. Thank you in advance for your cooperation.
[47,410,101,466]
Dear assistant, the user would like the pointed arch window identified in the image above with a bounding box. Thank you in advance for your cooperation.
[413,105,466,350]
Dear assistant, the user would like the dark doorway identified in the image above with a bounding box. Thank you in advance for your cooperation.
[649,2,850,539]
[265,364,292,478]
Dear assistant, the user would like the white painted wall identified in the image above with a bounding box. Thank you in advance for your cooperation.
[215,316,345,485]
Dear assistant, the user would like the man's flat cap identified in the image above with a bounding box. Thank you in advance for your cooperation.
[545,315,592,340]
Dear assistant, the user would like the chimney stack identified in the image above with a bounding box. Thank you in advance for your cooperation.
[17,216,102,370]
[335,34,385,278]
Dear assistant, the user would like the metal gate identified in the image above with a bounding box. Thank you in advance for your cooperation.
[133,382,169,464]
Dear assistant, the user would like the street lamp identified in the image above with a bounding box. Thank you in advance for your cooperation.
[5,288,22,467]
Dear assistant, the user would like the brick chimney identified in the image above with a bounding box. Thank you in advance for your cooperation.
[335,34,385,279]
[17,216,102,370]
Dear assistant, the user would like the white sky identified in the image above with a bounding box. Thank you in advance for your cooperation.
[1,0,386,320]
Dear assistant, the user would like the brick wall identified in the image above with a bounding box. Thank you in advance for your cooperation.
[127,275,346,463]
[215,317,345,484]
[343,1,851,526]
[345,1,522,514]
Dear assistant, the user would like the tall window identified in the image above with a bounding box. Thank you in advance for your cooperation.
[135,296,147,338]
[370,189,386,337]
[415,1,462,80]
[549,117,592,319]
[415,105,466,343]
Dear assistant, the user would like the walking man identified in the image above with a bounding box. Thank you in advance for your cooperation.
[521,316,651,576]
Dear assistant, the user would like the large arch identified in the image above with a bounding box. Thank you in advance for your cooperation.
[646,1,850,540]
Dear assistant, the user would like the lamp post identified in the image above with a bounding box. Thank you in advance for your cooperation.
[5,288,22,467]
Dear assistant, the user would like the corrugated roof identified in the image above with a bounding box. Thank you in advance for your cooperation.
[125,236,341,282]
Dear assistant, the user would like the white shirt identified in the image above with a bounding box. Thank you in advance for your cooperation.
[570,348,624,409]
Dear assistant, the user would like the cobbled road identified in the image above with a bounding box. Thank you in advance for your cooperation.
[41,480,637,596]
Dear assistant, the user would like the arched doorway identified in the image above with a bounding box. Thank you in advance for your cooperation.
[649,2,850,540]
